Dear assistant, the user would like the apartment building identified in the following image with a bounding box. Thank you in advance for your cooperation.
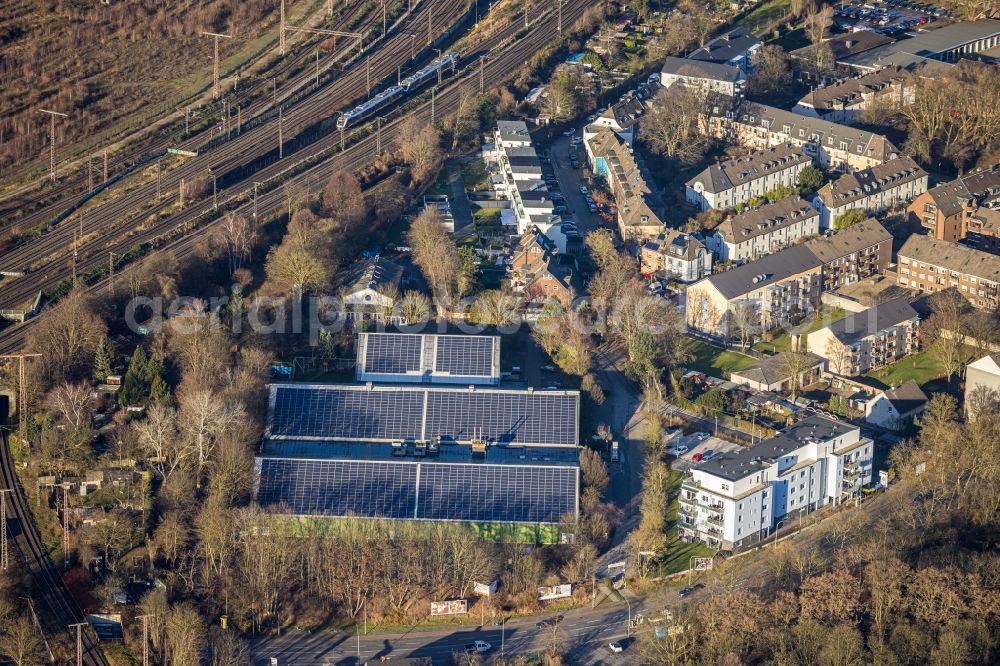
[966,208,1000,254]
[897,235,1000,311]
[686,244,823,338]
[660,56,744,97]
[965,353,1000,418]
[492,121,572,251]
[805,217,892,290]
[586,129,666,240]
[685,144,812,212]
[679,414,873,551]
[687,26,761,76]
[907,164,1000,242]
[792,67,909,124]
[729,102,900,172]
[807,298,919,376]
[584,93,645,145]
[709,197,820,262]
[813,156,927,228]
[639,229,713,283]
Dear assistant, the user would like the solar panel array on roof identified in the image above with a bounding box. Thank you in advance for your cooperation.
[256,458,417,519]
[255,457,578,524]
[268,384,579,446]
[364,334,422,374]
[356,333,499,384]
[434,336,495,378]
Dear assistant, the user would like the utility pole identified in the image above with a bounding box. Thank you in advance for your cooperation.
[479,55,485,93]
[0,489,12,571]
[237,105,241,135]
[179,178,185,208]
[431,86,436,124]
[382,0,387,38]
[69,622,87,666]
[38,108,68,182]
[156,160,161,201]
[109,252,116,296]
[72,230,78,285]
[327,0,333,17]
[62,483,71,569]
[366,56,371,96]
[137,615,154,666]
[210,169,217,209]
[280,0,286,55]
[315,49,320,87]
[185,107,190,136]
[103,149,108,181]
[558,0,563,33]
[202,31,233,99]
[376,116,382,156]
[253,182,261,221]
[409,33,415,60]
[524,2,528,28]
[434,49,442,85]
[339,127,344,152]
[427,6,432,44]
[1,354,41,443]
[278,107,284,159]
[87,157,93,192]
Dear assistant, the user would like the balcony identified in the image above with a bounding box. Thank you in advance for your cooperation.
[706,514,724,526]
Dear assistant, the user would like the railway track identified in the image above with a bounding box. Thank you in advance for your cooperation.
[0,0,386,237]
[1,433,109,665]
[0,0,592,357]
[0,0,467,296]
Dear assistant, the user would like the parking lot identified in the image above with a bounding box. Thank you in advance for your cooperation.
[833,0,952,35]
[666,430,744,473]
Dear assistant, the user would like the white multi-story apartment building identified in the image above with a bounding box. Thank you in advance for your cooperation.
[492,121,573,251]
[639,229,713,282]
[685,144,812,212]
[680,415,874,551]
[709,196,820,262]
[687,26,761,76]
[813,156,928,228]
[660,56,744,97]
[792,67,910,125]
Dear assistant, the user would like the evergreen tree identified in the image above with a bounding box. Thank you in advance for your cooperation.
[150,374,173,408]
[92,336,118,383]
[120,346,149,406]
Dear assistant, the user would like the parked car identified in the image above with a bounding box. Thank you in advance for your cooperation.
[579,185,589,194]
[536,615,564,628]
[465,641,492,653]
[609,641,624,653]
[541,364,557,372]
[563,128,576,136]
[694,432,709,441]
[669,445,689,456]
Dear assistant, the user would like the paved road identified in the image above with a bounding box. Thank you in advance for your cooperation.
[252,603,641,665]
[549,135,601,235]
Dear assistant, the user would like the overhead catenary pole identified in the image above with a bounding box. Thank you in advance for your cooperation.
[558,0,563,33]
[280,0,286,55]
[202,31,233,99]
[253,182,261,220]
[434,49,442,85]
[366,56,371,96]
[87,157,92,192]
[431,86,436,124]
[479,55,485,93]
[38,108,68,182]
[1,354,41,444]
[427,6,432,44]
[278,107,284,158]
[376,116,382,156]
[103,149,108,181]
[109,252,116,296]
[62,483,71,569]
[69,622,87,666]
[382,0,387,37]
[0,489,12,571]
[210,169,217,209]
[137,614,154,666]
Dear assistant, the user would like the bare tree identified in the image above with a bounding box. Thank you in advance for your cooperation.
[322,170,368,226]
[178,390,246,487]
[398,115,442,185]
[803,7,834,71]
[46,382,93,433]
[165,603,207,666]
[264,210,333,297]
[543,69,581,120]
[27,287,107,386]
[408,207,460,310]
[218,211,257,277]
[824,336,852,376]
[470,289,521,327]
[730,303,757,351]
[0,615,45,666]
[747,45,791,98]
[639,85,710,166]
[779,350,815,401]
[398,290,432,325]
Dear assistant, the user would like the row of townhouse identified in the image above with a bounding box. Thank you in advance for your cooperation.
[491,121,574,251]
[897,234,1000,311]
[813,156,928,228]
[680,414,873,551]
[686,218,891,337]
[791,66,911,124]
[707,196,820,263]
[907,163,1000,243]
[726,102,901,172]
[685,143,813,212]
[585,128,667,240]
[806,297,920,376]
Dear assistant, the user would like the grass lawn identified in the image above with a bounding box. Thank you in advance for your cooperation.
[865,349,944,389]
[658,470,715,576]
[754,306,850,354]
[461,159,489,191]
[736,0,792,35]
[687,339,758,377]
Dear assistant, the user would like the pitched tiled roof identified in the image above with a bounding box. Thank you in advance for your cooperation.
[717,196,818,244]
[686,144,811,194]
[643,229,706,262]
[898,234,1000,284]
[881,381,927,415]
[926,164,1000,217]
[800,67,906,112]
[805,218,891,263]
[661,56,741,82]
[733,351,825,386]
[736,102,899,163]
[825,297,917,344]
[703,244,820,300]
[816,156,926,208]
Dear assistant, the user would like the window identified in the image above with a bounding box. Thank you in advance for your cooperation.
[722,483,730,491]
[791,499,796,507]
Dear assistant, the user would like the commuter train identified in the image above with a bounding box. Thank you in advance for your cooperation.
[337,51,461,130]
